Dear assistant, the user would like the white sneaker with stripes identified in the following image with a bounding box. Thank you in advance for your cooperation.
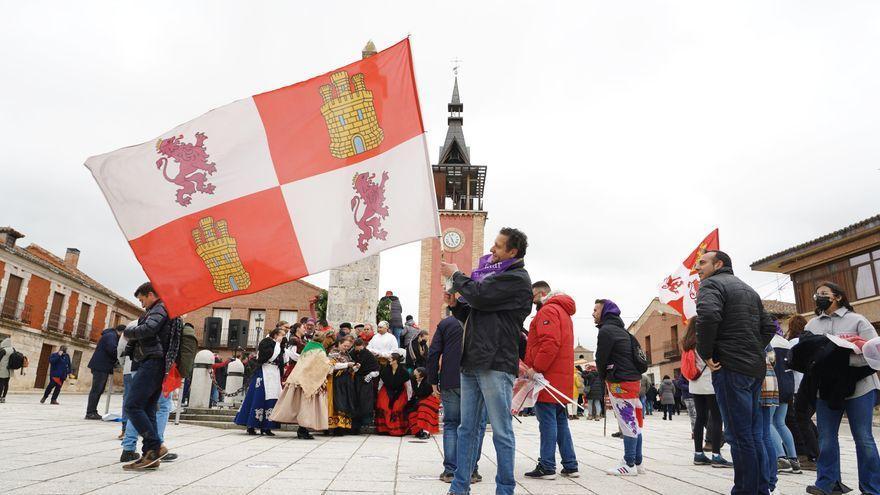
[607,460,639,476]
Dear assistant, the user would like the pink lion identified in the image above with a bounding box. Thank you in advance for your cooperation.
[155,132,217,206]
[351,171,390,253]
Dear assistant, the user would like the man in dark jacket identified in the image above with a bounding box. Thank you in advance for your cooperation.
[595,299,644,475]
[440,227,532,495]
[381,291,404,346]
[41,346,71,405]
[695,250,776,494]
[121,282,173,471]
[426,313,486,484]
[85,325,124,419]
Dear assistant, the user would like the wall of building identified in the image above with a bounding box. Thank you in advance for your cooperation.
[633,310,682,383]
[185,280,322,351]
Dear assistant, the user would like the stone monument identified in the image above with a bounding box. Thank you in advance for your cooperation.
[326,41,381,327]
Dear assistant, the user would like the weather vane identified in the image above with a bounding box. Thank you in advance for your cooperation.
[451,58,463,76]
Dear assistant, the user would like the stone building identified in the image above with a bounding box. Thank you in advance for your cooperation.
[184,279,323,358]
[630,297,797,384]
[0,227,140,392]
[418,77,488,334]
[752,214,880,325]
[574,345,594,364]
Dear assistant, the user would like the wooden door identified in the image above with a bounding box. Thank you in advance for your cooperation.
[1,275,23,319]
[47,292,64,330]
[33,343,53,389]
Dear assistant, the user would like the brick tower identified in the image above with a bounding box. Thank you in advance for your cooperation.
[418,77,487,334]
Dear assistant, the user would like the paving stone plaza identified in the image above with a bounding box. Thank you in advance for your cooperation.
[0,392,869,495]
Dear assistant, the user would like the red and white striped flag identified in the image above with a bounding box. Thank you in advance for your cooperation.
[657,229,720,322]
[86,39,440,316]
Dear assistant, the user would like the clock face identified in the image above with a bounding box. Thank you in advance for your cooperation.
[443,230,463,251]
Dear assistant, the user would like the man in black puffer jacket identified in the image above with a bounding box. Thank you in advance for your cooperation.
[695,250,775,495]
[440,227,532,495]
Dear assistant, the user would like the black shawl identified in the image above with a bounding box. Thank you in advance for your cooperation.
[790,332,877,410]
[380,363,410,403]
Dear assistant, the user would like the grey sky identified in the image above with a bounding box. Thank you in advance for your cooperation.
[3,1,879,350]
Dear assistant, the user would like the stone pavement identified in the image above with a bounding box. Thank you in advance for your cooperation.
[0,392,869,495]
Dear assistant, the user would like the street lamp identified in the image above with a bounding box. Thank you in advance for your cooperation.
[254,314,264,350]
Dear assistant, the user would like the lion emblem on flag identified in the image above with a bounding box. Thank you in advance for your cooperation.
[351,171,390,253]
[155,132,217,206]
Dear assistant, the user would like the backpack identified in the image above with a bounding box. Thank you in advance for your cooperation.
[680,349,703,381]
[7,350,27,372]
[177,325,198,378]
[629,334,649,374]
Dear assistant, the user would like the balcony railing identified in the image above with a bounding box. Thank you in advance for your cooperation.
[44,313,67,333]
[0,297,31,325]
[662,340,681,361]
[74,320,92,340]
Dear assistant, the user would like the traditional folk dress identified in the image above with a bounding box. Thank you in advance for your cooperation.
[375,362,410,436]
[235,337,291,432]
[350,347,380,431]
[328,349,355,431]
[405,376,440,436]
[270,340,332,431]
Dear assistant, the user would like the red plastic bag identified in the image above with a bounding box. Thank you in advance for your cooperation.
[162,364,183,398]
[680,349,702,381]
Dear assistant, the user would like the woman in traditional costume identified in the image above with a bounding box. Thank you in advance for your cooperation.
[350,338,380,435]
[328,335,358,435]
[271,333,348,439]
[234,328,293,436]
[404,367,441,439]
[374,350,410,436]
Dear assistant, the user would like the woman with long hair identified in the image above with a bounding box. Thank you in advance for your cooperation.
[786,314,819,470]
[404,367,440,439]
[681,320,731,467]
[803,282,880,495]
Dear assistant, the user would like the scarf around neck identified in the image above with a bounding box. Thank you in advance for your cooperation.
[470,254,519,282]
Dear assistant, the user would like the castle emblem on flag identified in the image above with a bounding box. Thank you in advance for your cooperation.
[192,217,251,293]
[320,71,384,159]
[351,171,389,253]
[155,132,217,207]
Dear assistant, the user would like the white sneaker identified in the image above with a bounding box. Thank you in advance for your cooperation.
[636,463,646,474]
[607,460,638,476]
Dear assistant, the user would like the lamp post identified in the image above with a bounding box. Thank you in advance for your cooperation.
[254,314,264,350]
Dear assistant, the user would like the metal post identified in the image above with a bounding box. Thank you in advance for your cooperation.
[174,385,182,425]
[103,372,114,416]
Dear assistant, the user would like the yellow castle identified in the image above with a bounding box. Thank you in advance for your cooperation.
[192,217,251,294]
[319,70,384,159]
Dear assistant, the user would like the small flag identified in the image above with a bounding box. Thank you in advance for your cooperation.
[658,229,719,322]
[86,39,440,316]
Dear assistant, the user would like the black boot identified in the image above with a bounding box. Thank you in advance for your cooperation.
[247,427,257,436]
[297,426,314,440]
[262,430,275,436]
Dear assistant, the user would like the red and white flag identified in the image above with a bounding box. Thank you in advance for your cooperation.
[86,39,440,316]
[657,229,720,322]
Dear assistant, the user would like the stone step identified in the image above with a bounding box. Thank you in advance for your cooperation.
[177,419,376,434]
[181,407,238,417]
[179,413,239,422]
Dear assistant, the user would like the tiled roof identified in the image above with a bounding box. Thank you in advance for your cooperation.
[751,214,880,269]
[0,241,140,312]
[762,299,797,316]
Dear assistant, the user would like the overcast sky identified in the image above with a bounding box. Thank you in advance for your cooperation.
[3,1,879,350]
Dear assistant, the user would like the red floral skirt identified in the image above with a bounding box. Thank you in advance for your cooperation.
[407,395,440,435]
[375,387,407,436]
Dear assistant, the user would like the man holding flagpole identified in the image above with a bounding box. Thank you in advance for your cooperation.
[522,280,579,480]
[440,227,532,495]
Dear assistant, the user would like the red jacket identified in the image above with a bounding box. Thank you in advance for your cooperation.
[524,293,576,404]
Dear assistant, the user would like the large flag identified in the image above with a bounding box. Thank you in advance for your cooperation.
[657,229,720,323]
[86,39,440,317]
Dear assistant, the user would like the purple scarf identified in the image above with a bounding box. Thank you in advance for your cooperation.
[470,254,519,282]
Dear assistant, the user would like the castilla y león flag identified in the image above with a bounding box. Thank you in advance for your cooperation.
[86,39,440,317]
[657,229,720,322]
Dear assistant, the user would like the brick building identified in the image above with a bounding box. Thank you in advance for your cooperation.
[752,215,880,326]
[184,279,323,357]
[0,227,140,393]
[630,297,797,384]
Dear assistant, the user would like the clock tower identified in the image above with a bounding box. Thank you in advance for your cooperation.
[418,77,487,334]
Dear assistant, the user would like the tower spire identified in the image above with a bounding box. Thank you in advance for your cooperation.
[439,75,469,164]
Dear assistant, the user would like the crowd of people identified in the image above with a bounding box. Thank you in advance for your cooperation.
[6,226,878,495]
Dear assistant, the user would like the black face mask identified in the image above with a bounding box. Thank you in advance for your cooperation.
[815,296,833,312]
[534,301,543,311]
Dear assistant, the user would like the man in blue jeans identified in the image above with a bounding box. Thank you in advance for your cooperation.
[120,374,177,463]
[121,282,174,471]
[695,251,776,494]
[441,227,532,495]
[523,281,579,480]
[426,313,486,484]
